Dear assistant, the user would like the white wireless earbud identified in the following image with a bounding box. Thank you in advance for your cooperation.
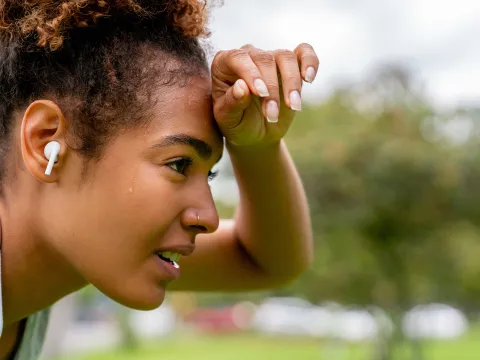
[44,141,61,176]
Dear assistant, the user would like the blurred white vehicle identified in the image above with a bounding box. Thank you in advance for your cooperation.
[252,297,318,336]
[402,303,468,339]
[252,297,382,342]
[331,309,379,341]
[129,301,176,338]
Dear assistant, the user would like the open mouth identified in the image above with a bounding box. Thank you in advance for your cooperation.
[156,251,181,269]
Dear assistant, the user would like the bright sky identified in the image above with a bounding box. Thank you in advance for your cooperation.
[209,0,480,109]
[208,0,480,203]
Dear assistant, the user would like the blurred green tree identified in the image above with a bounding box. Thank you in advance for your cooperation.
[283,65,480,359]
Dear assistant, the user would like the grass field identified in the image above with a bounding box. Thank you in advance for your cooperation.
[55,330,480,360]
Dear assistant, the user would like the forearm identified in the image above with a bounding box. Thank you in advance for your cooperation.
[228,139,314,279]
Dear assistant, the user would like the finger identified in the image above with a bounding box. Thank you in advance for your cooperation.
[240,44,258,51]
[274,49,303,111]
[249,49,281,123]
[213,79,252,127]
[212,49,270,99]
[294,43,320,83]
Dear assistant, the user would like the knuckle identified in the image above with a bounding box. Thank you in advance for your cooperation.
[241,43,255,50]
[228,48,248,61]
[210,52,223,74]
[301,53,320,66]
[247,67,260,78]
[298,42,314,51]
[254,51,275,65]
[295,43,318,59]
[275,49,296,62]
[285,75,301,86]
[211,60,227,77]
[266,82,280,94]
[214,49,226,58]
[211,50,225,66]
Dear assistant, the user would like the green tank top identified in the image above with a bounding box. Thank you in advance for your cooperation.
[0,250,51,360]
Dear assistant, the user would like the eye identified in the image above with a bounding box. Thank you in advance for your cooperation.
[167,157,193,176]
[208,170,219,182]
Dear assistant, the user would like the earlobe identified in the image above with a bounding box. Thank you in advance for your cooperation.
[20,100,68,183]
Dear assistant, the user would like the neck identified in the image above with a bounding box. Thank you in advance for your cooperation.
[0,203,87,325]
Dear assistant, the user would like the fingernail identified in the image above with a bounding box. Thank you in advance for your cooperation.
[289,90,302,111]
[305,66,316,83]
[266,100,279,123]
[254,78,269,97]
[233,80,245,99]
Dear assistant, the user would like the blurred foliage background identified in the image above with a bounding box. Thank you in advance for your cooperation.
[209,64,480,313]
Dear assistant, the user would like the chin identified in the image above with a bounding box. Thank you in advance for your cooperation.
[126,297,166,311]
[96,280,167,311]
[123,287,167,311]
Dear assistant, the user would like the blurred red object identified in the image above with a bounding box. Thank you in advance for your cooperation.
[184,305,250,334]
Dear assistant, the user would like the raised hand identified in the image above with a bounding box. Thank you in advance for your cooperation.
[211,43,319,148]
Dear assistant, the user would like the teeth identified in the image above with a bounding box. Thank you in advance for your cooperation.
[158,251,181,264]
[173,261,180,269]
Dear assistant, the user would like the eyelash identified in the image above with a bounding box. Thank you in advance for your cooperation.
[208,170,219,182]
[167,157,219,182]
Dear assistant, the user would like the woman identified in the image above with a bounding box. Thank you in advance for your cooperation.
[0,0,317,358]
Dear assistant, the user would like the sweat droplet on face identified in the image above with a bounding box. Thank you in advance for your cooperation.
[128,169,136,194]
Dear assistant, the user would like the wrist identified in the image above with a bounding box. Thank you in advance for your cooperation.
[226,139,283,157]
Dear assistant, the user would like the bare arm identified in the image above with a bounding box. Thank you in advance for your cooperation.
[170,140,313,291]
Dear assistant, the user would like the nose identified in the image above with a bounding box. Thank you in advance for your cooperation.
[182,187,220,234]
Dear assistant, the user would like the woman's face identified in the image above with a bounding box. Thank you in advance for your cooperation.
[41,76,223,310]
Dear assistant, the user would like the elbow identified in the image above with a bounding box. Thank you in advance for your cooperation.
[284,232,315,280]
[283,245,314,281]
[277,252,314,286]
[262,262,311,288]
[258,240,315,288]
[236,229,315,289]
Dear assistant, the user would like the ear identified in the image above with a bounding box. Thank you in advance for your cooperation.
[20,100,69,183]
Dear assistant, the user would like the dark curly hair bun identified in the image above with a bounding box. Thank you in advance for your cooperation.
[0,0,210,51]
[0,0,213,184]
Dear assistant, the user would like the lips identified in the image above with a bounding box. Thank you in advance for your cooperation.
[153,243,195,278]
[157,251,181,269]
[154,253,180,280]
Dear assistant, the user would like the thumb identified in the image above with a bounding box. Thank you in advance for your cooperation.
[213,79,252,127]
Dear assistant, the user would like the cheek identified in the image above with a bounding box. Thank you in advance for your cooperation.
[90,162,183,245]
[47,161,181,263]
[122,164,184,235]
[42,161,184,305]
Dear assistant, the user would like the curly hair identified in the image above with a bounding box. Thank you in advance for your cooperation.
[0,0,212,183]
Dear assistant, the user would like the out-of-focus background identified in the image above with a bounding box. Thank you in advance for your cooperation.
[42,1,480,359]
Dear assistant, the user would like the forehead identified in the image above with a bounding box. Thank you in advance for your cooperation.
[146,76,223,153]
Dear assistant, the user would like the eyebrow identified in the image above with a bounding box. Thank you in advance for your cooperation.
[151,134,222,163]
